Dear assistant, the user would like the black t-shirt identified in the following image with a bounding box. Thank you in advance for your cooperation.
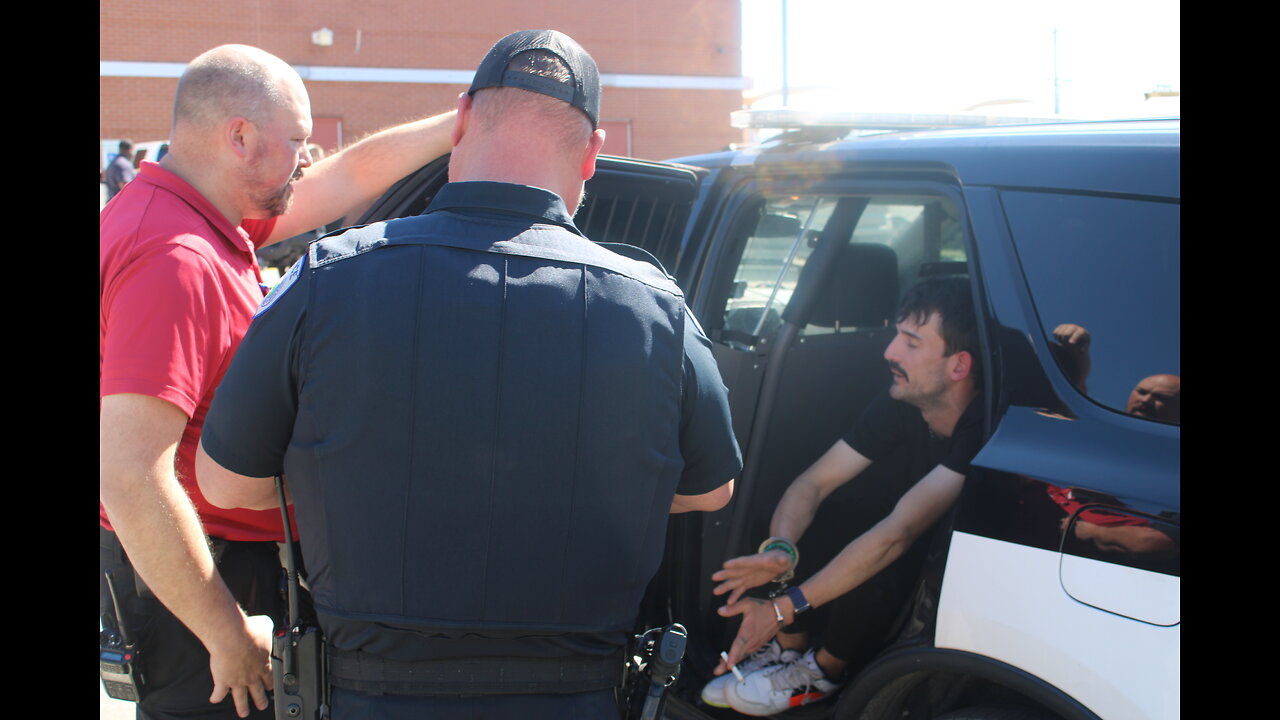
[820,389,985,584]
[843,389,985,479]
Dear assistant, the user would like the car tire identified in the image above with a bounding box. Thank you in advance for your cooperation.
[934,706,1056,720]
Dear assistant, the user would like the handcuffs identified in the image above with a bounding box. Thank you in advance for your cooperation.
[757,537,811,627]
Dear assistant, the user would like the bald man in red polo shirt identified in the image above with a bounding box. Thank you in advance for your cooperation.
[100,44,454,719]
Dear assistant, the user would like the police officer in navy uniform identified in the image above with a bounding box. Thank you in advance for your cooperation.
[195,29,741,719]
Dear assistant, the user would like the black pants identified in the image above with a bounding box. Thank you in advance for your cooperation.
[100,528,290,720]
[782,556,916,675]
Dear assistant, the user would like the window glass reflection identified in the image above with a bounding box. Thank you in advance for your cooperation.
[1001,192,1179,424]
[723,196,833,341]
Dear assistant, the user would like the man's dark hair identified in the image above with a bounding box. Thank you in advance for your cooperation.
[118,139,134,153]
[897,276,981,384]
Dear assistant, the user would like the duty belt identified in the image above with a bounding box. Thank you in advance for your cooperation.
[327,647,625,696]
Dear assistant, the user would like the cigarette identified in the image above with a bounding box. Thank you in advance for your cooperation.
[721,651,745,682]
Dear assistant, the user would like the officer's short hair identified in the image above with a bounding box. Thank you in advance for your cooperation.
[898,277,981,384]
[471,49,593,150]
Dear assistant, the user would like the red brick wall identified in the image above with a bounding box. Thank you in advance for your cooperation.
[100,1,743,165]
[100,77,179,146]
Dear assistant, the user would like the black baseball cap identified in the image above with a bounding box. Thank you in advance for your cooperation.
[467,29,601,129]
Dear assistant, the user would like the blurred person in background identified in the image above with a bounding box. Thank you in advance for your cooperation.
[104,139,136,200]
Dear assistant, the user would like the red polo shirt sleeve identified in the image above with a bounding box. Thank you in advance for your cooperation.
[101,216,276,413]
[101,242,239,415]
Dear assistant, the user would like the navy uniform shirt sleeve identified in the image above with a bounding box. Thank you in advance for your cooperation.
[676,305,743,496]
[200,256,309,478]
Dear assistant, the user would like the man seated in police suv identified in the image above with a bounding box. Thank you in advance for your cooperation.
[193,29,741,720]
[705,277,984,716]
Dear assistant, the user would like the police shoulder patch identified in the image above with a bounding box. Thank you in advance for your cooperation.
[255,256,304,318]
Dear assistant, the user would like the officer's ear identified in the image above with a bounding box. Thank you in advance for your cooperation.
[452,92,473,147]
[580,127,606,181]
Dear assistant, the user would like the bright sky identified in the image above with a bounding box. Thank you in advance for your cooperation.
[739,0,1180,120]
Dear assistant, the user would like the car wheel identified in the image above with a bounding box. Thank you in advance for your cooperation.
[934,706,1056,720]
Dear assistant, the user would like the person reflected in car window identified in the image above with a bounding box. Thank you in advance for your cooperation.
[1051,323,1092,394]
[1049,323,1180,425]
[1125,373,1180,423]
[1051,486,1177,564]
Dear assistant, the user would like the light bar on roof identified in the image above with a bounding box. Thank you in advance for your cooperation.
[730,108,1064,132]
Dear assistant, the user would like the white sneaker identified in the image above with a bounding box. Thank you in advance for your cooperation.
[724,648,841,716]
[699,639,799,708]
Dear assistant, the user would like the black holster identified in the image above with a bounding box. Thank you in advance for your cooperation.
[273,624,328,719]
[619,623,687,720]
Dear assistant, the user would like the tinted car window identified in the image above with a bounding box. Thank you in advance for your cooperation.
[1002,191,1180,423]
[719,194,965,345]
[722,196,833,341]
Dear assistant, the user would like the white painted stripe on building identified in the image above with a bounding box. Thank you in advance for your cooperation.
[100,61,748,91]
[102,61,189,77]
[297,66,476,84]
[598,73,747,90]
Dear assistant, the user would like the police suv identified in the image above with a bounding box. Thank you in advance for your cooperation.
[358,113,1180,720]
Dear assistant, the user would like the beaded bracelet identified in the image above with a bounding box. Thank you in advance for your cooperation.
[758,536,799,584]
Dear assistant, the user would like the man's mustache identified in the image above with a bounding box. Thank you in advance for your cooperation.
[887,361,908,381]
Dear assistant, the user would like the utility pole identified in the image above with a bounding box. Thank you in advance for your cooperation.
[1053,25,1061,116]
[781,0,789,107]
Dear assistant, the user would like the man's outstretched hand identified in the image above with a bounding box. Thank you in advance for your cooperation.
[207,613,275,718]
[714,596,781,673]
[710,549,792,605]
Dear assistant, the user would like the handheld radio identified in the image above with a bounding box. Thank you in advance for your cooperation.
[271,475,329,719]
[99,569,146,701]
